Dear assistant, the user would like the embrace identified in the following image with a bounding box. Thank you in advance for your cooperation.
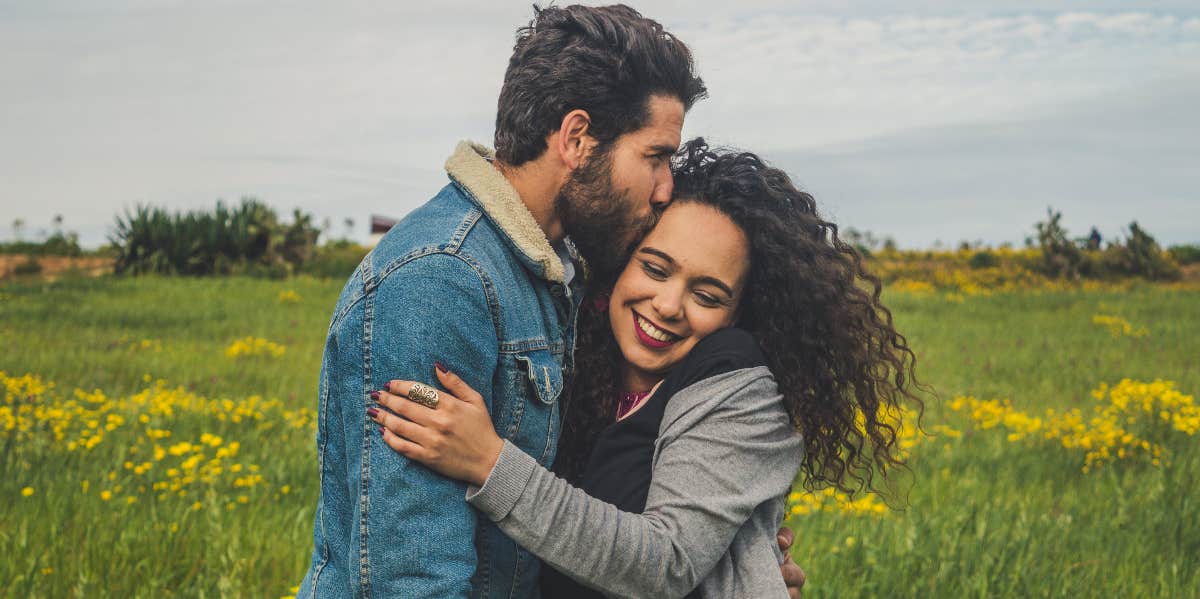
[297,5,920,598]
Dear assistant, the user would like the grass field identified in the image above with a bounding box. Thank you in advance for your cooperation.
[2,275,1198,597]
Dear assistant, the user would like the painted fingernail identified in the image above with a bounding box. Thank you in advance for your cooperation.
[378,426,385,435]
[367,407,379,418]
[435,361,448,374]
[370,391,380,400]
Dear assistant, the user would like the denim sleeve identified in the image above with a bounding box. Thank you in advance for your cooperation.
[359,252,499,597]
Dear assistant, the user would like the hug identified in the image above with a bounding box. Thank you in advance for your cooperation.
[296,4,920,598]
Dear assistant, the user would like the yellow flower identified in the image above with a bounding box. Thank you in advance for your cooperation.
[100,490,113,501]
[21,486,34,497]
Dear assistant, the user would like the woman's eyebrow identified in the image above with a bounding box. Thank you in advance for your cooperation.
[694,275,734,298]
[639,247,735,298]
[638,247,675,264]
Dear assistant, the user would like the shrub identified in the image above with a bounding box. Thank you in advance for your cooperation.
[1033,208,1085,279]
[968,251,999,269]
[300,240,369,279]
[1168,244,1200,265]
[1099,222,1181,281]
[13,256,43,276]
[0,232,83,257]
[109,199,320,277]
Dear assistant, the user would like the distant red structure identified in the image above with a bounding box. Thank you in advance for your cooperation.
[369,215,397,247]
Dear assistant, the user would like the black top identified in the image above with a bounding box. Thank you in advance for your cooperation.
[540,328,767,599]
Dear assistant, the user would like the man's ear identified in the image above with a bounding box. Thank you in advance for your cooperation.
[553,109,595,170]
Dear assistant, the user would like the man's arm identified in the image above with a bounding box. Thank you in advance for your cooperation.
[357,253,498,597]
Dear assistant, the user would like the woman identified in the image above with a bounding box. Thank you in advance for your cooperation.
[370,140,921,597]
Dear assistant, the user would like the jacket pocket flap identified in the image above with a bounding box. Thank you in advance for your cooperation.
[514,350,563,405]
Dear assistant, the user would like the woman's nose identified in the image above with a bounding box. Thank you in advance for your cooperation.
[651,287,684,321]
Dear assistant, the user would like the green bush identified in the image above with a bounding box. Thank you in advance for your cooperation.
[12,256,43,276]
[110,199,320,277]
[1168,244,1200,265]
[968,250,999,269]
[300,240,370,279]
[0,232,83,257]
[1033,208,1085,279]
[1099,222,1181,281]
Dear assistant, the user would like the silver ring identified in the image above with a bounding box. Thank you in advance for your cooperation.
[408,382,440,409]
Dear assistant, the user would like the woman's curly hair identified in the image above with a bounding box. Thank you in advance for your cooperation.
[556,138,925,495]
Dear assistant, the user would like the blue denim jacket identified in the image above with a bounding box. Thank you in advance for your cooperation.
[298,141,584,598]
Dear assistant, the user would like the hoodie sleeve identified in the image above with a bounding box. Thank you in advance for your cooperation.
[466,368,802,599]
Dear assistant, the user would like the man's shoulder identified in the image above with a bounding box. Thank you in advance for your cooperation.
[368,181,513,281]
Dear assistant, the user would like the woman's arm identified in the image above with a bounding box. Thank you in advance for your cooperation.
[373,367,802,599]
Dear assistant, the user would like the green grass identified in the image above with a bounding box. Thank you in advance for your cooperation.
[1,276,1197,597]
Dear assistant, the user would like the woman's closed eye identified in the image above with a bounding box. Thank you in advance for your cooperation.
[640,260,669,280]
[693,290,722,308]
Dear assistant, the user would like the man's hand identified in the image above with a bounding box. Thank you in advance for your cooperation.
[777,527,806,598]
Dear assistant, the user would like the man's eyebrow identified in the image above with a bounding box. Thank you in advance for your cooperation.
[648,144,678,155]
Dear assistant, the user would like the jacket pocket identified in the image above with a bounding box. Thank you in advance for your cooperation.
[514,348,564,405]
[494,348,563,467]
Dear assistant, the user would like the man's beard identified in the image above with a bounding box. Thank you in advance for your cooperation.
[555,146,658,284]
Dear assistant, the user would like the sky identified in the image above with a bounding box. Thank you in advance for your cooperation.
[1,1,1197,248]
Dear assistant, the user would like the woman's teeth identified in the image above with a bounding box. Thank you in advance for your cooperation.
[637,314,676,342]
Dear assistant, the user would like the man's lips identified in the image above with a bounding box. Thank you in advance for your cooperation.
[632,310,680,349]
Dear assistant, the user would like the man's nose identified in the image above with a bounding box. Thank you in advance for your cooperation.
[650,167,673,209]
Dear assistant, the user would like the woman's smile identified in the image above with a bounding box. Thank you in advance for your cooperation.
[632,309,682,348]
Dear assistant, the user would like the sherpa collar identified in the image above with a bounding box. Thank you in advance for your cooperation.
[444,141,565,283]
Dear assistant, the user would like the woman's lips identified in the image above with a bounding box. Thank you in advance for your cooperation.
[632,310,680,349]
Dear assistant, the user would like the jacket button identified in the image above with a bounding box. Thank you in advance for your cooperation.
[550,286,563,297]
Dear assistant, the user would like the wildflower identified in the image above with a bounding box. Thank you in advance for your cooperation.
[21,486,34,497]
[100,490,113,501]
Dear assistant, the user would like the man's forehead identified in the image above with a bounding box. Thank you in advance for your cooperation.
[641,95,685,145]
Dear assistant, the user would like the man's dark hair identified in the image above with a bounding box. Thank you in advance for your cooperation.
[494,4,707,166]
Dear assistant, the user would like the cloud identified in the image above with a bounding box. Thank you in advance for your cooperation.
[765,76,1200,247]
[0,3,1197,248]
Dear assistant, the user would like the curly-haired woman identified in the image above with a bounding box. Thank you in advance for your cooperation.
[370,139,923,598]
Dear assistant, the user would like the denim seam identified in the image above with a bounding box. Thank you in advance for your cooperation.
[538,398,558,465]
[309,358,332,596]
[358,270,376,598]
[507,547,525,599]
[498,338,562,354]
[447,208,480,252]
[331,262,368,327]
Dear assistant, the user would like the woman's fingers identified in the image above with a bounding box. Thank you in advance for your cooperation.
[369,406,434,447]
[375,383,446,425]
[434,365,485,408]
[379,425,429,461]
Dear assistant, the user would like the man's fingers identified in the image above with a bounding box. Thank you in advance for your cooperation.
[777,526,795,551]
[780,560,806,598]
[434,365,485,406]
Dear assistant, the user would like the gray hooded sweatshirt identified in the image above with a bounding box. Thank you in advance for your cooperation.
[466,366,804,598]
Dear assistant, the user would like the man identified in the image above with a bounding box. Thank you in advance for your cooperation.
[298,5,804,598]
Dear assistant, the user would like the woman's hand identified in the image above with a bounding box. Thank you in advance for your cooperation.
[369,365,503,487]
